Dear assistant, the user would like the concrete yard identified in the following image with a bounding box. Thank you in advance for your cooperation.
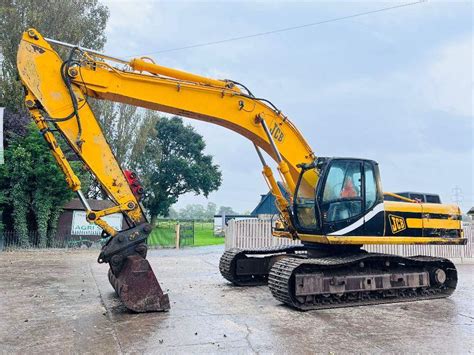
[0,246,472,354]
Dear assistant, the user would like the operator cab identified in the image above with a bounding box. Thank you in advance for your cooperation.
[293,157,384,236]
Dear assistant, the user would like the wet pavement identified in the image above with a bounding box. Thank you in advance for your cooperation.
[0,246,473,354]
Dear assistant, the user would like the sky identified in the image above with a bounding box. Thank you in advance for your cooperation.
[101,0,473,213]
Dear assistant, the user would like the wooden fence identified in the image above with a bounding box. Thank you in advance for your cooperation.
[225,219,474,262]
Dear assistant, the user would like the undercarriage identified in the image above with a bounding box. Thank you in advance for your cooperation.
[219,244,457,310]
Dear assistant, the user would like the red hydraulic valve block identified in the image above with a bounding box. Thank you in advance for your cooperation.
[124,170,144,200]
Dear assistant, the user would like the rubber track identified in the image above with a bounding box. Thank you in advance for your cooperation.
[219,245,306,286]
[268,253,457,310]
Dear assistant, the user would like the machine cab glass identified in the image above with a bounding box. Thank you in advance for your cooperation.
[321,160,362,223]
[293,158,382,235]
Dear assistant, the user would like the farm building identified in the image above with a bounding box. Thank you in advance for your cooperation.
[250,182,289,216]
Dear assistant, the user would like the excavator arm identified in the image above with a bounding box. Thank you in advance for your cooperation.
[17,29,320,312]
[17,29,318,233]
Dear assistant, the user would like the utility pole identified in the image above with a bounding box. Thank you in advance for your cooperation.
[452,186,463,206]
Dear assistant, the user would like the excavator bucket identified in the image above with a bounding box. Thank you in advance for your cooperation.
[108,255,170,312]
[98,225,170,312]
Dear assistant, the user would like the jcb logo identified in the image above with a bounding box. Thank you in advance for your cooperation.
[389,214,406,234]
[269,120,284,143]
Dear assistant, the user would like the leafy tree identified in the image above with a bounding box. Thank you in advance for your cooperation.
[205,202,217,219]
[165,202,235,220]
[8,145,31,246]
[174,202,218,220]
[91,100,143,167]
[131,116,222,223]
[0,0,109,112]
[0,123,91,246]
[2,109,29,144]
[127,109,159,167]
[0,1,108,243]
[86,101,145,198]
[178,204,206,220]
[218,206,238,215]
[167,207,179,220]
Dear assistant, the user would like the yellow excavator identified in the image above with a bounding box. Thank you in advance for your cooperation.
[16,29,466,312]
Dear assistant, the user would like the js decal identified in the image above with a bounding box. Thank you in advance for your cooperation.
[389,214,406,234]
[269,120,284,143]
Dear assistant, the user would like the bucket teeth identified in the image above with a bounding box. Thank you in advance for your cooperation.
[108,255,170,312]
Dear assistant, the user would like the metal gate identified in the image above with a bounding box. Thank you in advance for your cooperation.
[179,220,194,247]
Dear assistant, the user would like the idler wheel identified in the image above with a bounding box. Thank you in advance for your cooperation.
[433,268,447,285]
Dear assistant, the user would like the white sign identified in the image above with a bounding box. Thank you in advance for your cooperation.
[71,210,123,235]
[0,107,3,165]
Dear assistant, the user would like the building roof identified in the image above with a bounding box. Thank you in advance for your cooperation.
[62,198,115,211]
[251,182,289,216]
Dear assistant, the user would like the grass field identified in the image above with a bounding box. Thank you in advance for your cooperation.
[147,227,176,247]
[148,221,224,247]
[194,227,224,246]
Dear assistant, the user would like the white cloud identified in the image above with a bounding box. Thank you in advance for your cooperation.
[418,34,473,117]
[295,34,473,118]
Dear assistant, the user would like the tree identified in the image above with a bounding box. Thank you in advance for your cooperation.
[131,115,222,222]
[218,206,238,215]
[0,1,108,243]
[178,204,206,220]
[0,123,91,246]
[91,100,143,167]
[0,0,109,112]
[205,202,217,219]
[2,109,29,144]
[166,202,219,220]
[127,109,159,168]
[167,207,179,219]
[86,100,144,198]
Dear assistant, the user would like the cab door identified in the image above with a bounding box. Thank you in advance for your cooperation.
[362,161,385,236]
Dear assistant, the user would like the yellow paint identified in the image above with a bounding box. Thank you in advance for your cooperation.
[422,203,460,215]
[384,192,416,203]
[17,29,464,247]
[16,28,316,233]
[87,203,134,221]
[262,165,289,212]
[95,218,118,237]
[406,218,422,228]
[385,200,461,216]
[406,218,461,230]
[25,98,82,192]
[289,233,466,246]
[17,29,145,227]
[129,58,231,89]
[384,201,423,213]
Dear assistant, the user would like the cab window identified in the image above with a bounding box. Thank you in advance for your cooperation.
[294,169,318,229]
[322,161,361,202]
[321,161,362,222]
[364,162,377,209]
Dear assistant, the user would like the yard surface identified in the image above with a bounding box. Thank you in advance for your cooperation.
[0,246,473,353]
